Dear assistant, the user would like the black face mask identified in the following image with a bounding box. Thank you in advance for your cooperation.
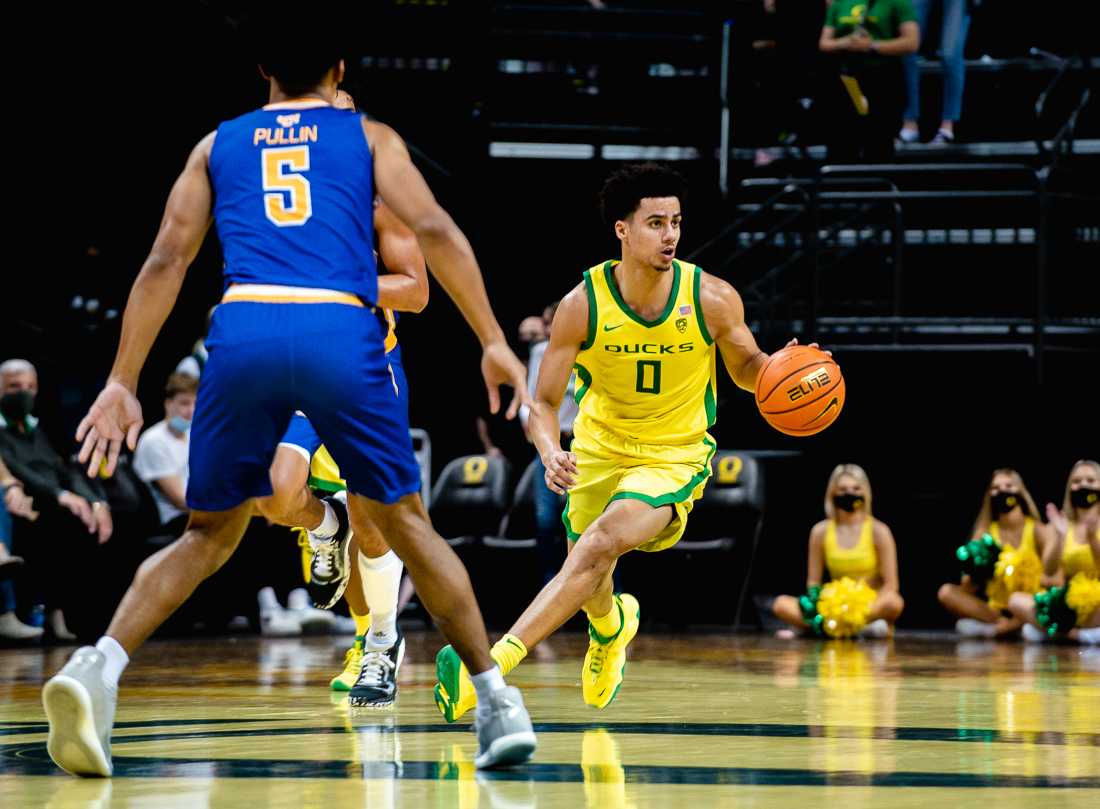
[833,493,864,513]
[1070,487,1100,510]
[0,391,34,423]
[990,491,1021,516]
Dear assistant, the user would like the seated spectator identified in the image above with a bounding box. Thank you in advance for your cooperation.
[1008,460,1100,645]
[0,359,112,641]
[937,468,1051,638]
[133,373,197,537]
[772,464,904,638]
[174,305,216,379]
[1,456,41,640]
[819,0,920,161]
[900,0,970,144]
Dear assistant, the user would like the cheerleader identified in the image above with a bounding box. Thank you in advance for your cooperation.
[1009,460,1100,644]
[938,468,1050,637]
[773,464,904,639]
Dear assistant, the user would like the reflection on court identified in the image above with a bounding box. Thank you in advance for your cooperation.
[2,633,1098,808]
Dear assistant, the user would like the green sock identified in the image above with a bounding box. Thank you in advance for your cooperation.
[588,599,622,643]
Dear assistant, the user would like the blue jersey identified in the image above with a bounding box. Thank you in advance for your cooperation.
[209,101,378,303]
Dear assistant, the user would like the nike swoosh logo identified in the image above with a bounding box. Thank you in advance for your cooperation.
[603,324,623,332]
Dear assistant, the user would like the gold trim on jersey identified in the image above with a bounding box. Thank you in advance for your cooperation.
[222,284,364,307]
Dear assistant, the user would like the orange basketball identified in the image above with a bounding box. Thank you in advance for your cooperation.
[755,345,845,436]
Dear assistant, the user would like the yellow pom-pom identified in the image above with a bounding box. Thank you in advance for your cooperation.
[1066,573,1100,627]
[816,577,877,638]
[986,545,1043,611]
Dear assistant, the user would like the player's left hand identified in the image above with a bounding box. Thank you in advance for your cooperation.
[76,381,144,477]
[784,337,832,358]
[481,340,532,420]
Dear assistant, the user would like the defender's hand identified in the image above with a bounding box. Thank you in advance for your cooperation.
[481,341,532,420]
[76,381,144,477]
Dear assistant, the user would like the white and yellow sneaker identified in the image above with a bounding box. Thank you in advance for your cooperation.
[330,636,365,691]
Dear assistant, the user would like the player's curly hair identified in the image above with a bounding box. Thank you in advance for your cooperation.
[598,163,687,227]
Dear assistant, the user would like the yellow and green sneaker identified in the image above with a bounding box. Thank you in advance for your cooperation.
[582,593,640,709]
[330,636,365,691]
[433,644,478,723]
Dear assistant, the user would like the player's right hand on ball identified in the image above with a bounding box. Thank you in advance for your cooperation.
[543,449,578,494]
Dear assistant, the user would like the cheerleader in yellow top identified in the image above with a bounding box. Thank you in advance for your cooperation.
[1009,459,1100,644]
[773,464,904,638]
[938,468,1050,638]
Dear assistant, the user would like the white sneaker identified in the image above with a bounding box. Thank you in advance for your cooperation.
[1076,626,1100,645]
[0,610,43,640]
[956,618,997,638]
[287,588,337,634]
[1021,623,1046,643]
[257,588,301,637]
[860,619,890,638]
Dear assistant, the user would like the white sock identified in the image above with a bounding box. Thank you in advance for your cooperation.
[471,665,506,723]
[310,500,339,540]
[360,551,402,649]
[95,636,129,690]
[1077,626,1100,645]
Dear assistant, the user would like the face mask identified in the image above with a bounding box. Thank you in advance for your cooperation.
[0,391,34,422]
[833,493,864,512]
[1070,487,1100,510]
[990,491,1020,516]
[168,415,191,435]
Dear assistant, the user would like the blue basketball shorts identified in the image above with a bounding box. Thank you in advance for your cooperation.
[187,301,420,510]
[277,345,410,460]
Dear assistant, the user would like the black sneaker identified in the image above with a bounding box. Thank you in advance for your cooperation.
[306,491,353,609]
[349,625,405,708]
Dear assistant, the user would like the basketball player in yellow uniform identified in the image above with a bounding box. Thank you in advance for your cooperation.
[435,163,797,720]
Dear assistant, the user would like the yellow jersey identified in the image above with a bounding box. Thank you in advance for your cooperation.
[573,260,716,456]
[989,517,1037,556]
[824,517,877,581]
[1062,523,1098,579]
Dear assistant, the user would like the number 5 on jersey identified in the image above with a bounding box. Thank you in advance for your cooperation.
[263,146,312,227]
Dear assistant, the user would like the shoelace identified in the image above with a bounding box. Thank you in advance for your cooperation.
[313,538,339,580]
[342,644,363,672]
[354,650,395,688]
[588,643,609,676]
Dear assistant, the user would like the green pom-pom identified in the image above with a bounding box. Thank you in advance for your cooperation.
[799,585,822,623]
[810,614,826,637]
[1033,586,1074,637]
[956,533,1002,587]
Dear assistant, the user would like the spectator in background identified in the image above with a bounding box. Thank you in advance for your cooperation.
[0,359,112,640]
[937,468,1050,638]
[521,300,575,585]
[133,373,197,537]
[1,457,41,640]
[899,0,970,144]
[175,305,216,379]
[819,0,920,161]
[772,464,904,638]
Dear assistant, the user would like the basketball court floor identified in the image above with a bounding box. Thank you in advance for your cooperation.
[2,632,1098,808]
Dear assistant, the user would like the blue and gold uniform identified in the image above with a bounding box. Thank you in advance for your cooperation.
[280,307,407,494]
[188,99,419,510]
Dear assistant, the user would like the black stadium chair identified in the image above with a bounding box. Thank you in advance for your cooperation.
[619,450,765,628]
[490,456,566,548]
[428,454,512,549]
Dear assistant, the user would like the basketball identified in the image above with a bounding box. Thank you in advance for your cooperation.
[755,345,844,436]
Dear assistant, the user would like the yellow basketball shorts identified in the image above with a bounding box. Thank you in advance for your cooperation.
[561,435,716,552]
